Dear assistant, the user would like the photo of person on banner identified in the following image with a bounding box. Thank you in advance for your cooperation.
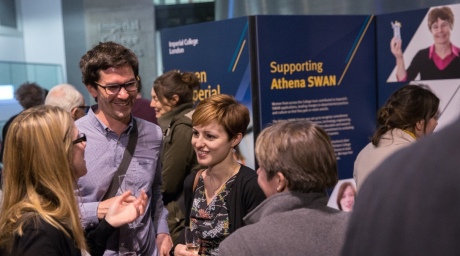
[336,182,356,212]
[390,5,460,81]
[327,179,357,212]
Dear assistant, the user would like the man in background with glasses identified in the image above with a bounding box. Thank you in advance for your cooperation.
[76,41,172,256]
[45,83,89,120]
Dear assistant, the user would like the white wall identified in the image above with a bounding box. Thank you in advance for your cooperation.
[0,35,25,62]
[19,0,67,81]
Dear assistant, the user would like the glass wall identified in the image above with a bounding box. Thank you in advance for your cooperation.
[0,61,64,136]
[0,61,63,91]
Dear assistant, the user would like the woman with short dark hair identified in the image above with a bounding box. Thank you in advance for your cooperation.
[174,94,265,256]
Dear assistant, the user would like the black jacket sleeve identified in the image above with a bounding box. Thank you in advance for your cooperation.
[86,219,116,256]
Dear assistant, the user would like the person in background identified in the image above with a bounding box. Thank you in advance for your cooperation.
[391,6,460,81]
[1,82,45,164]
[150,70,200,247]
[218,120,349,256]
[132,80,157,124]
[76,41,172,255]
[341,117,460,255]
[354,84,439,191]
[336,182,356,212]
[0,105,147,256]
[0,82,46,193]
[45,83,89,121]
[174,94,266,256]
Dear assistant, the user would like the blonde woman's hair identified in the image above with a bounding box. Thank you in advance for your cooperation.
[0,105,87,252]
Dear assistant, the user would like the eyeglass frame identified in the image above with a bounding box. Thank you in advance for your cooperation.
[94,79,139,95]
[74,105,90,114]
[73,133,87,145]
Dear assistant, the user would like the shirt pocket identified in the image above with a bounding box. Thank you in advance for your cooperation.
[126,158,155,195]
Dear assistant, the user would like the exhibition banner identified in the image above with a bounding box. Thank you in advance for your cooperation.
[160,3,460,208]
[160,17,256,168]
[253,15,377,179]
[378,4,460,131]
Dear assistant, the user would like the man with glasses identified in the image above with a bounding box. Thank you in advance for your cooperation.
[45,83,89,120]
[76,41,172,256]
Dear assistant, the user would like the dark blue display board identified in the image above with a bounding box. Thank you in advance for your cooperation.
[252,15,377,179]
[161,17,251,103]
[161,15,377,178]
[160,17,256,168]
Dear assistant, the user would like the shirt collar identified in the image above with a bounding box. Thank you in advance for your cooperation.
[429,44,460,59]
[87,104,134,135]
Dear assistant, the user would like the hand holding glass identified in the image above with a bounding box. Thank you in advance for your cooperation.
[118,173,144,228]
[185,227,200,255]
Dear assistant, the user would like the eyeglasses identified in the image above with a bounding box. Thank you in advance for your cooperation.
[95,80,138,95]
[76,105,90,114]
[73,133,87,145]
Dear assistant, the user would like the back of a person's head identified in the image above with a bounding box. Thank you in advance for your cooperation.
[192,94,249,139]
[342,118,460,255]
[2,105,76,207]
[14,82,45,109]
[0,105,86,251]
[255,120,338,193]
[153,70,199,105]
[45,84,84,113]
[372,84,439,145]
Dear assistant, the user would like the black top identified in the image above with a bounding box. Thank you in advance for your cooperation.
[0,215,115,256]
[177,165,266,245]
[406,47,460,81]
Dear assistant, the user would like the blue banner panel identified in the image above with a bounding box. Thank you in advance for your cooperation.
[160,17,256,168]
[253,15,377,179]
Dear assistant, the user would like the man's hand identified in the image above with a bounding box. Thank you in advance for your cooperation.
[97,196,119,220]
[156,233,173,256]
[105,190,148,227]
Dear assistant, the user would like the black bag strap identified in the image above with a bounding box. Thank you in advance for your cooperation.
[102,119,138,200]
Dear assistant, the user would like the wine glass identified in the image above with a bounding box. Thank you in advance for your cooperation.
[118,173,144,228]
[119,231,140,255]
[185,227,201,255]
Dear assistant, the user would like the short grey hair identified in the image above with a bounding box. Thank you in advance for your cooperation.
[45,84,84,113]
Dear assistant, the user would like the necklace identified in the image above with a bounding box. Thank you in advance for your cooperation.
[403,129,416,139]
[207,165,239,194]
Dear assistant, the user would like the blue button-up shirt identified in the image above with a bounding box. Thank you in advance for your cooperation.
[76,106,169,255]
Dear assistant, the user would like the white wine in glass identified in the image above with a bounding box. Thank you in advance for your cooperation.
[185,227,200,255]
[186,243,200,254]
